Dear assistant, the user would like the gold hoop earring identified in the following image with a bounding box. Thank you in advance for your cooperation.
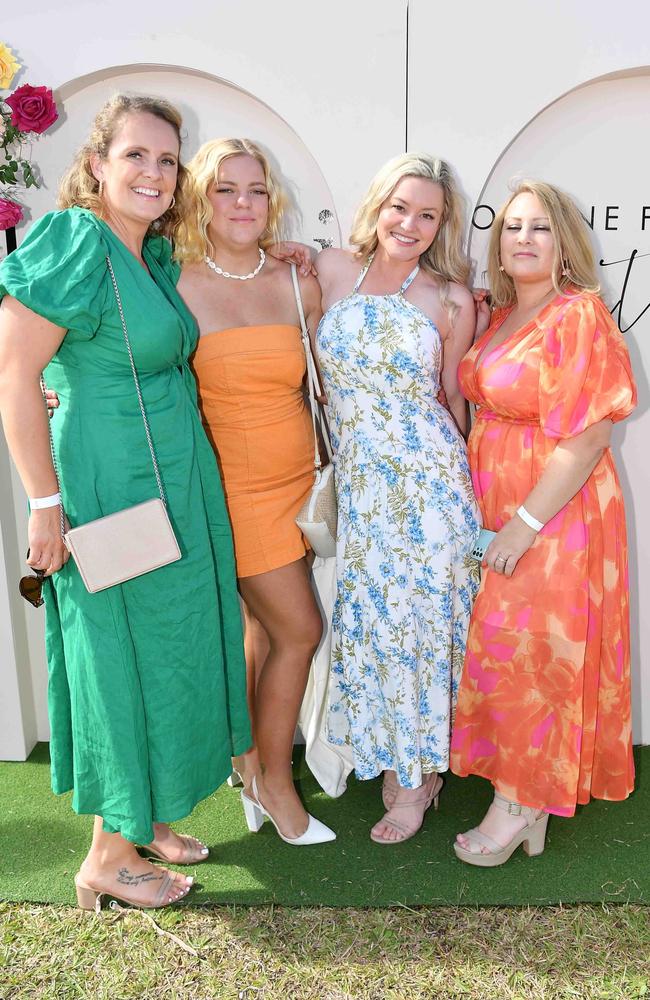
[170,195,176,209]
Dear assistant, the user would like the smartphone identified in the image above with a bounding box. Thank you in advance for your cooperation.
[470,528,497,561]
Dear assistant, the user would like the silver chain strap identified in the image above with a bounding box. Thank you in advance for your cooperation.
[105,254,167,505]
[40,254,168,539]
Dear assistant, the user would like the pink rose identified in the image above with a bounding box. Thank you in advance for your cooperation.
[6,84,58,135]
[0,198,24,231]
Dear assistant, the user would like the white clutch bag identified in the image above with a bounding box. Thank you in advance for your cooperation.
[291,265,338,559]
[47,255,181,594]
[63,498,180,594]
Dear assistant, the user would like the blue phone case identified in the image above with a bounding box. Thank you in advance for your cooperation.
[471,528,497,561]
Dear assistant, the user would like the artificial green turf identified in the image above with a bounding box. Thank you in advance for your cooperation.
[0,744,647,907]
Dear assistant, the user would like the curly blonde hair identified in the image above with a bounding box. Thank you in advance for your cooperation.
[349,152,470,326]
[57,94,190,239]
[173,138,288,263]
[487,179,600,307]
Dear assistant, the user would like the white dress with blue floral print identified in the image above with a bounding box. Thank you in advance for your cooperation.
[317,260,480,788]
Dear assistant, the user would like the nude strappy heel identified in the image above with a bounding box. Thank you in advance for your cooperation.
[370,773,443,845]
[382,771,398,809]
[453,791,549,867]
[74,871,193,912]
[139,833,209,864]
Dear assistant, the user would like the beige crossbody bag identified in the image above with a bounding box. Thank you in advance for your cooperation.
[48,255,181,593]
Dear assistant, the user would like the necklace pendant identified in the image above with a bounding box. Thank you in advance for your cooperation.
[205,247,266,281]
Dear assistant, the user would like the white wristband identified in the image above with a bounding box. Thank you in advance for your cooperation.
[517,504,545,532]
[29,492,61,510]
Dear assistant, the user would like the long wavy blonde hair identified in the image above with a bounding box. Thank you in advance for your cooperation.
[487,179,600,307]
[173,138,288,263]
[57,94,190,239]
[350,152,470,326]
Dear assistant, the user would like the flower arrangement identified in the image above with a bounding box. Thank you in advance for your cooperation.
[0,42,58,236]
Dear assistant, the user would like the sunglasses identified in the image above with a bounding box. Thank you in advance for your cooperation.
[19,550,46,608]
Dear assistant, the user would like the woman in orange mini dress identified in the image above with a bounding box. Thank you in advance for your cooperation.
[450,180,636,866]
[175,139,335,845]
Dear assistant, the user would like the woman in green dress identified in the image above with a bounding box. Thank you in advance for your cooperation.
[0,95,251,910]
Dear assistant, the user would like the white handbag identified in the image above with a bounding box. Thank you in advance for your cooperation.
[291,265,338,558]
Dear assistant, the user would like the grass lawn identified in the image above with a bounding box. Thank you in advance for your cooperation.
[1,901,648,999]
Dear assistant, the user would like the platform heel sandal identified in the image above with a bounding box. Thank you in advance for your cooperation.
[454,792,549,867]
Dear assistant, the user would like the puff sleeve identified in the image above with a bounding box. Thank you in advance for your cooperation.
[538,293,637,440]
[144,233,180,283]
[0,208,108,339]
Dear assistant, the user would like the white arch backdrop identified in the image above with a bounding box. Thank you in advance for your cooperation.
[0,0,408,759]
[468,71,650,740]
[408,0,650,742]
[1,63,342,755]
[1,0,648,757]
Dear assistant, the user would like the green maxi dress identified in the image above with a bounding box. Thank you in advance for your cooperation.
[0,208,252,844]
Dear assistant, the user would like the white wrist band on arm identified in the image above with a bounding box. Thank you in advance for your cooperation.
[29,492,61,510]
[517,504,545,532]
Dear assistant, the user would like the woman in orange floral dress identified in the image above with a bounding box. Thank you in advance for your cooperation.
[450,180,637,866]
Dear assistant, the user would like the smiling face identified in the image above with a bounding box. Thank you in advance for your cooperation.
[206,154,269,251]
[375,176,444,263]
[499,191,557,286]
[91,111,179,228]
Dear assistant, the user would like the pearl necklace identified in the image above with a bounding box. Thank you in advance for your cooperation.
[204,247,266,280]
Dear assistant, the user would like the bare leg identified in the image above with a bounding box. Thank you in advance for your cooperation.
[232,604,269,785]
[239,557,322,840]
[78,817,193,907]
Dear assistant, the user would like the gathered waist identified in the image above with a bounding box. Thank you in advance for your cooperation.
[475,408,539,427]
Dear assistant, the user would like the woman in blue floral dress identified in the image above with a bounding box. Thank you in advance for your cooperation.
[315,153,480,843]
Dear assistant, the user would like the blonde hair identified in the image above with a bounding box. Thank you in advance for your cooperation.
[174,138,288,263]
[349,152,470,325]
[57,94,189,239]
[487,179,600,307]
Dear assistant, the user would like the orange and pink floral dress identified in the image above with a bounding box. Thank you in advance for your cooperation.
[450,291,637,816]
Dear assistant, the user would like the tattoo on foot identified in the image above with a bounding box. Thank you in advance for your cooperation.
[116,867,163,887]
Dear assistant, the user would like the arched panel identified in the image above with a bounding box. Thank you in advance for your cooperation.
[6,63,341,254]
[468,71,650,740]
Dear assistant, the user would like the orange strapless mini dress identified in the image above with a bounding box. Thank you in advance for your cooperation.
[192,324,314,577]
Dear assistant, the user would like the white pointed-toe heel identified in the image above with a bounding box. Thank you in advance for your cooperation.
[240,776,336,845]
[227,769,244,788]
